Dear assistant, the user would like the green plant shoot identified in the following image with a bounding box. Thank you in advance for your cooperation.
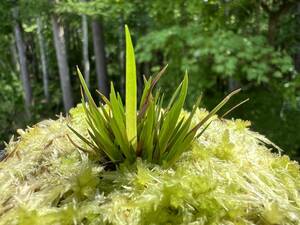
[125,25,137,149]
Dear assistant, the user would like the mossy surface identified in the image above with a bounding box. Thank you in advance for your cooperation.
[1,105,300,225]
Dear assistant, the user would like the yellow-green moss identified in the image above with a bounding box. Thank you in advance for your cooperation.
[0,105,299,225]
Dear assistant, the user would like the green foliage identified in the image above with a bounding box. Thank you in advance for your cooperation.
[196,31,296,83]
[137,27,297,85]
[55,0,134,18]
[0,72,23,144]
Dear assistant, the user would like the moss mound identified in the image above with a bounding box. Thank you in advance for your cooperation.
[0,105,300,225]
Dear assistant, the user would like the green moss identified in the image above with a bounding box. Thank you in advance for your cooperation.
[0,105,300,224]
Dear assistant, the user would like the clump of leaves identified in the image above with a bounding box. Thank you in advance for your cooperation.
[70,26,243,168]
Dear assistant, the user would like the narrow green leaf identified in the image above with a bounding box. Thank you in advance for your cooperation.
[166,81,183,111]
[138,65,168,118]
[196,120,213,139]
[221,98,249,118]
[158,73,188,156]
[68,125,97,151]
[140,99,155,160]
[162,132,194,167]
[87,119,123,162]
[77,67,97,109]
[125,25,137,148]
[189,88,241,134]
[139,77,152,110]
[96,90,111,108]
[110,83,126,136]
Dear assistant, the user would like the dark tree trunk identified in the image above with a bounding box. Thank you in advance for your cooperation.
[52,14,74,112]
[37,17,50,102]
[13,7,32,117]
[261,1,295,46]
[81,6,90,88]
[10,39,19,72]
[118,17,125,97]
[295,3,300,72]
[92,19,109,97]
[268,13,279,46]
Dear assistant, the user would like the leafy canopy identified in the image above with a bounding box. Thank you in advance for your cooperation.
[70,26,242,168]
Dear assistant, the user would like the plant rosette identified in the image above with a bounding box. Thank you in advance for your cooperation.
[69,25,245,169]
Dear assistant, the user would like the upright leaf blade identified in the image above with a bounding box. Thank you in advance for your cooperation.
[125,25,137,148]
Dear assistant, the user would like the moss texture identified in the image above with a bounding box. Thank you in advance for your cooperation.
[0,105,300,225]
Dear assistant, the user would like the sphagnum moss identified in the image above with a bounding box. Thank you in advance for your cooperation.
[1,108,300,224]
[1,26,300,225]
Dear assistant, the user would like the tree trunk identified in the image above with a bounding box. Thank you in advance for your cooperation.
[295,3,300,72]
[268,13,279,46]
[52,14,74,112]
[261,1,294,47]
[92,19,108,97]
[37,17,50,102]
[10,40,19,72]
[118,18,125,97]
[81,8,90,88]
[13,7,32,117]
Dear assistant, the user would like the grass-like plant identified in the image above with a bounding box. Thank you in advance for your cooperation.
[69,26,243,168]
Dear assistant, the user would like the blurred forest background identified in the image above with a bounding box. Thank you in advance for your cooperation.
[0,0,300,158]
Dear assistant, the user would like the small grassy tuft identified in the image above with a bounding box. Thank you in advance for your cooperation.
[70,26,242,168]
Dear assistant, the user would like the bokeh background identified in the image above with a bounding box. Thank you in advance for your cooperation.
[0,0,299,158]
